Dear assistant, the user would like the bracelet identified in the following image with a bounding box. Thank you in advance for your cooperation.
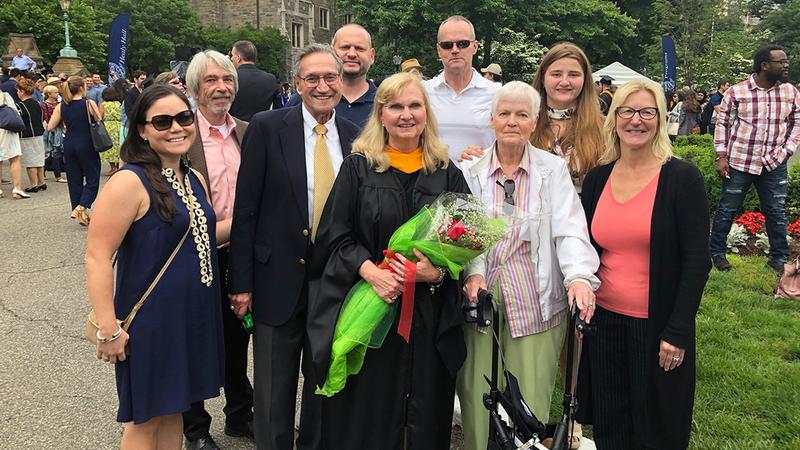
[428,266,446,294]
[715,155,727,161]
[96,326,122,344]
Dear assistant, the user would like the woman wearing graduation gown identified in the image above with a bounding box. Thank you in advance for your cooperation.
[308,72,471,450]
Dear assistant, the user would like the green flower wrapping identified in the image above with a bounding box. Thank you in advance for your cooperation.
[316,193,507,397]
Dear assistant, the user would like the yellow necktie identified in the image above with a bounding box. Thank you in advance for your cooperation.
[312,123,334,242]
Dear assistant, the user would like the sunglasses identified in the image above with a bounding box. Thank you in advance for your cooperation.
[438,40,472,50]
[496,179,515,206]
[145,110,195,131]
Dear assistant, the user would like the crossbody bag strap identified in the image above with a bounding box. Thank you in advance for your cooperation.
[121,226,190,330]
[18,101,35,132]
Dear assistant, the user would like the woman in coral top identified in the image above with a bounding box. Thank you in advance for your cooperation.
[577,79,711,449]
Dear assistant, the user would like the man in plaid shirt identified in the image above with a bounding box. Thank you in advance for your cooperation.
[709,45,800,272]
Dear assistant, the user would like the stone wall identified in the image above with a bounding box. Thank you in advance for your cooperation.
[190,0,337,46]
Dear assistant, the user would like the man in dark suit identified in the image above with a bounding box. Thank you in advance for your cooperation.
[123,70,147,120]
[229,40,280,121]
[182,50,253,450]
[228,44,360,450]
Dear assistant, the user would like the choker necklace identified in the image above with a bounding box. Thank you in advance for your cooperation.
[547,107,574,120]
[162,167,213,287]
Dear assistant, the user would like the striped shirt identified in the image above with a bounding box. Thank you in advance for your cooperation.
[714,75,800,174]
[485,149,566,337]
[424,69,500,160]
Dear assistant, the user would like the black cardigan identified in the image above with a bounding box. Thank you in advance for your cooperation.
[576,157,711,449]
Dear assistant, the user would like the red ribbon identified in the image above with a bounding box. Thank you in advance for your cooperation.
[379,250,417,343]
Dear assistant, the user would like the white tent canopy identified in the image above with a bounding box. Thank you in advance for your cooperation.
[592,61,654,85]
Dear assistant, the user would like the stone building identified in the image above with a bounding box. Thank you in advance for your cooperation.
[190,0,353,62]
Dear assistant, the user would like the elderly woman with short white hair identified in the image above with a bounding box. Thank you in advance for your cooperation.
[457,81,600,450]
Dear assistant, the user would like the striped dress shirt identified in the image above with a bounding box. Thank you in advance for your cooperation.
[714,75,800,174]
[485,150,566,337]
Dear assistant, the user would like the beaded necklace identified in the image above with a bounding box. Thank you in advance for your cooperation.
[162,167,213,287]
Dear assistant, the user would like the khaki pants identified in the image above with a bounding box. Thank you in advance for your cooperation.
[456,290,566,450]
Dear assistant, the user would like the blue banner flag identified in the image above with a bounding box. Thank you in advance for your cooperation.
[107,14,131,84]
[662,36,677,95]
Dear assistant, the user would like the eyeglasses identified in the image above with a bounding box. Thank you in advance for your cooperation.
[496,179,515,206]
[769,59,789,65]
[297,73,340,87]
[438,40,472,50]
[615,106,658,120]
[145,110,195,131]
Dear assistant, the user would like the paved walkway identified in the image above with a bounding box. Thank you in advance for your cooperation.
[0,173,256,449]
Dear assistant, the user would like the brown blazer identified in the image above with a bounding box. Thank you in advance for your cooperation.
[186,114,248,203]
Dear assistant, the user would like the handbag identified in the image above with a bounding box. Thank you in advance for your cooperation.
[86,100,113,153]
[85,227,190,345]
[0,94,25,132]
[775,257,800,300]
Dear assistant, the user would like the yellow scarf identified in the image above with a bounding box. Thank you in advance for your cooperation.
[386,146,424,174]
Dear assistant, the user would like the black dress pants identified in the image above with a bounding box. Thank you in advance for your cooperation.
[587,306,651,450]
[252,287,320,450]
[184,249,254,439]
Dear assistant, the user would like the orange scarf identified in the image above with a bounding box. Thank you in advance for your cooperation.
[386,146,423,173]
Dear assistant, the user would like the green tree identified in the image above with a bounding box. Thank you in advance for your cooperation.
[759,0,800,81]
[523,0,637,68]
[335,0,635,81]
[489,28,547,83]
[642,0,761,88]
[201,26,290,79]
[88,0,202,73]
[0,0,108,73]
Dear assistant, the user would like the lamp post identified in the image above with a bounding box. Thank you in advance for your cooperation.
[58,0,78,57]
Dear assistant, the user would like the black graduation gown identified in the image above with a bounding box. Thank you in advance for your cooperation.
[308,152,472,450]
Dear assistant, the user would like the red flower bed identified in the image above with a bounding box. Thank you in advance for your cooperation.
[789,218,800,239]
[735,211,765,236]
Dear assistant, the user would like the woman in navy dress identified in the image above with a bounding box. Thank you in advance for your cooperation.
[46,75,101,225]
[86,85,224,448]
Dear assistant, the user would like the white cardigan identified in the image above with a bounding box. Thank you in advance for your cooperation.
[457,142,601,323]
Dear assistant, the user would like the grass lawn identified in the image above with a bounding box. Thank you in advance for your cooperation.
[548,255,800,448]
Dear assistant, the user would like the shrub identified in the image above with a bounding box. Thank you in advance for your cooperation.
[788,164,800,219]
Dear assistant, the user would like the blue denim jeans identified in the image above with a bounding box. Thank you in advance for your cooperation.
[709,162,789,262]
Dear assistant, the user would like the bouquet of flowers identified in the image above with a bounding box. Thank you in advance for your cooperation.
[316,192,508,397]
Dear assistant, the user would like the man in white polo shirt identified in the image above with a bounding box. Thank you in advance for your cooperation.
[424,15,500,160]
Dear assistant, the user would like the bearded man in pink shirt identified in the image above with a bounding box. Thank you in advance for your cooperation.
[183,49,252,450]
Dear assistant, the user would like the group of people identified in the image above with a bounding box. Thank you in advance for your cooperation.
[74,15,798,450]
[665,80,730,137]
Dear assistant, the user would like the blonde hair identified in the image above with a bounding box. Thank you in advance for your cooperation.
[61,76,85,104]
[600,79,674,164]
[352,72,449,173]
[42,85,59,98]
[530,42,603,177]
